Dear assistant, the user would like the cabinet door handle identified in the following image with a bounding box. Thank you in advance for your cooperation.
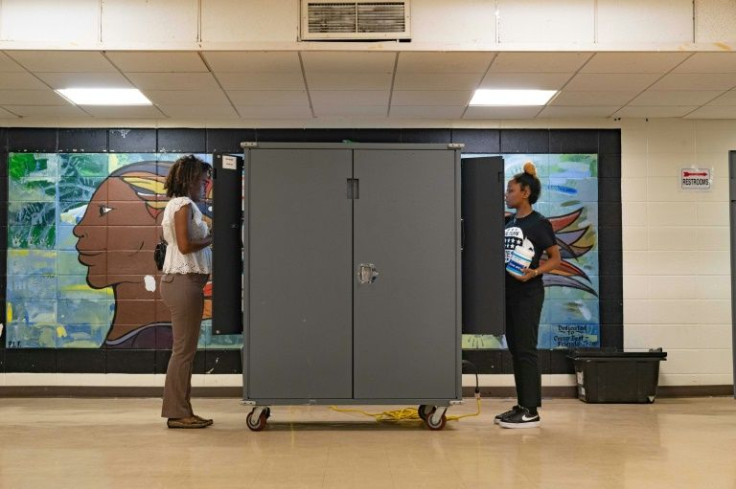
[357,263,379,285]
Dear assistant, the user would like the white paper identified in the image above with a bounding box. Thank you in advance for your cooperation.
[223,155,237,170]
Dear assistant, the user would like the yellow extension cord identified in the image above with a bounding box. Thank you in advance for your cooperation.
[330,394,482,423]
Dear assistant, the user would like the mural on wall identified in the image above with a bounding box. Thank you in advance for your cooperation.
[6,151,597,351]
[462,153,600,350]
[6,153,238,349]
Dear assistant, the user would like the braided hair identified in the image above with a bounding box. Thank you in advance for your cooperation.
[512,161,542,205]
[164,154,211,198]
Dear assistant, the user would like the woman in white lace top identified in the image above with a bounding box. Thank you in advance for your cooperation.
[159,155,213,429]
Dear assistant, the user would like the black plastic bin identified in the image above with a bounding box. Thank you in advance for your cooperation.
[569,349,667,403]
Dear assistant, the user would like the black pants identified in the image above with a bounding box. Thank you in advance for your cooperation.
[505,285,545,410]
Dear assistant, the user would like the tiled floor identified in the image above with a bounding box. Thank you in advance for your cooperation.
[1,397,735,489]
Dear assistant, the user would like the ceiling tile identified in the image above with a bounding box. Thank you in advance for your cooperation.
[106,51,208,72]
[463,106,542,119]
[301,52,395,73]
[0,52,25,72]
[306,73,392,90]
[565,73,660,91]
[35,72,132,89]
[614,106,697,118]
[0,106,20,118]
[125,73,220,90]
[142,90,231,106]
[684,105,736,118]
[629,90,723,106]
[391,90,472,106]
[314,106,387,117]
[311,91,389,106]
[706,90,736,106]
[389,106,466,119]
[479,72,573,90]
[217,72,305,90]
[0,72,47,90]
[3,105,90,118]
[0,90,68,105]
[228,90,309,107]
[537,106,619,118]
[673,53,736,73]
[489,53,592,73]
[550,90,638,106]
[83,105,166,119]
[8,51,117,72]
[396,52,494,73]
[581,52,691,74]
[236,106,313,119]
[202,52,302,73]
[649,74,736,91]
[158,105,239,118]
[393,73,482,91]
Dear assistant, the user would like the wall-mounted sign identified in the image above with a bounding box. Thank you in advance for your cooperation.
[681,168,711,190]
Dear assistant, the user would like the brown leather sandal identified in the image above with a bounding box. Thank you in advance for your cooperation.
[167,416,210,429]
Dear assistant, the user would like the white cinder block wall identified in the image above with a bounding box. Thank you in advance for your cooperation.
[621,119,734,387]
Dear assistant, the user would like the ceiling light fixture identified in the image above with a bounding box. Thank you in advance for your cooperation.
[470,89,557,106]
[56,88,152,106]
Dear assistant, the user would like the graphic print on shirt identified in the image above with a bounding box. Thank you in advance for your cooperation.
[504,226,535,264]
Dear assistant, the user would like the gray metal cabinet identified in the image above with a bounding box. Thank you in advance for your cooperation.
[242,143,462,428]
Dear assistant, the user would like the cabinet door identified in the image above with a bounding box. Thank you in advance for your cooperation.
[353,149,459,400]
[246,148,353,399]
[461,156,505,335]
[211,153,244,335]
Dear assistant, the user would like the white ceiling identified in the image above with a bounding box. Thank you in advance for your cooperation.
[1,50,736,123]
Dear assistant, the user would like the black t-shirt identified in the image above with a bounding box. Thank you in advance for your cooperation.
[504,211,556,292]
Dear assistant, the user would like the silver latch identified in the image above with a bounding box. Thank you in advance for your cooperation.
[357,263,379,285]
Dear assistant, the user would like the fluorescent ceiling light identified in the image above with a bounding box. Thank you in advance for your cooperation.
[56,88,152,106]
[470,89,557,106]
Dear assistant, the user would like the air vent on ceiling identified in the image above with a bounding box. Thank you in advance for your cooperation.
[300,0,411,40]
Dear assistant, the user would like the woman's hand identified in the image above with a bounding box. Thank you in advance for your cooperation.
[513,267,538,282]
[512,245,562,282]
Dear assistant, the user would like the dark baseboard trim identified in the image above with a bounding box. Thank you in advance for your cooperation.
[464,386,578,398]
[2,385,731,399]
[656,385,734,398]
[0,386,242,398]
[0,386,580,399]
[0,386,576,398]
[464,385,736,399]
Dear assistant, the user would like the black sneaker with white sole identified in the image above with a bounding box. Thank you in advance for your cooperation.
[498,407,540,429]
[494,405,522,425]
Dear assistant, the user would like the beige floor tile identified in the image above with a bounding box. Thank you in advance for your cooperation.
[1,397,735,489]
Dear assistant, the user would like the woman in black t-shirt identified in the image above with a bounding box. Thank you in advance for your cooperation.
[496,162,561,429]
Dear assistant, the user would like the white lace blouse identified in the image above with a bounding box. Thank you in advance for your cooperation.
[161,196,212,275]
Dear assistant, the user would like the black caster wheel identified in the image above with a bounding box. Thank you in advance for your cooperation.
[417,405,433,421]
[246,409,268,431]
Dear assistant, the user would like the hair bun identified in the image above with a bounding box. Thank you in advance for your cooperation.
[523,161,537,178]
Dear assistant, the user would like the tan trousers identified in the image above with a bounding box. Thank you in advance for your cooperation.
[160,273,208,419]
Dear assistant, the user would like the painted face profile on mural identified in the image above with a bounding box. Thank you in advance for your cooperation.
[72,161,213,348]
